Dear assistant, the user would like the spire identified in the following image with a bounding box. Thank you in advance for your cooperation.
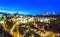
[44,12,48,15]
[17,11,18,14]
[53,11,55,15]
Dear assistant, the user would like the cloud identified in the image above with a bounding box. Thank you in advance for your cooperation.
[0,6,29,15]
[0,7,3,8]
[0,6,5,9]
[0,10,16,14]
[0,10,28,15]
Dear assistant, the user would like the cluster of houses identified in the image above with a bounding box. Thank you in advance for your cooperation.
[0,12,60,24]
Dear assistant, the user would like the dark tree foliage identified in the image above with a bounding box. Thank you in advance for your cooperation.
[49,17,60,33]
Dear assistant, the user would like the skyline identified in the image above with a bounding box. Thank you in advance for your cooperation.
[0,0,60,15]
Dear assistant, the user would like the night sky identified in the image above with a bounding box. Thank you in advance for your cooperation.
[0,0,60,15]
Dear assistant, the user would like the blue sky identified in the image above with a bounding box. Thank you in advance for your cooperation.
[0,0,60,15]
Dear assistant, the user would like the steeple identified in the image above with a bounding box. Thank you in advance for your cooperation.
[17,11,19,15]
[53,11,55,15]
[43,12,48,15]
